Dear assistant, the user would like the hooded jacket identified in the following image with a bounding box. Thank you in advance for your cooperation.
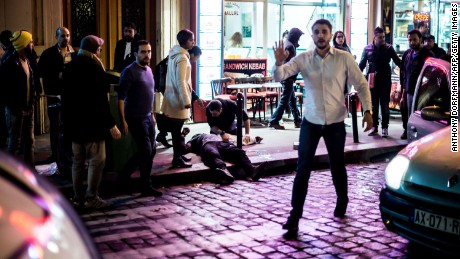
[161,45,192,120]
[284,28,303,82]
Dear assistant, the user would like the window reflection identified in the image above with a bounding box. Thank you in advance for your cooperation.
[415,66,449,113]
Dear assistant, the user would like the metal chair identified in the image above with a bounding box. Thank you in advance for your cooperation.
[210,78,236,100]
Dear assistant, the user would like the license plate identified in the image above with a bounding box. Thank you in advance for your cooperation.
[413,209,460,236]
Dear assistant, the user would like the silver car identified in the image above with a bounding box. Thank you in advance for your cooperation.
[380,126,460,255]
[0,152,100,258]
[407,57,451,142]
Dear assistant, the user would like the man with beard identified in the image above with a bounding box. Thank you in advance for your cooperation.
[114,22,140,72]
[272,19,373,237]
[400,29,434,139]
[268,27,304,130]
[0,30,41,166]
[117,40,162,197]
[359,26,401,138]
[38,27,75,171]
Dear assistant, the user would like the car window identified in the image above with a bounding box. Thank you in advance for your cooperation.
[414,65,449,113]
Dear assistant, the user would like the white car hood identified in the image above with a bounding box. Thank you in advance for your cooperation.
[400,126,460,195]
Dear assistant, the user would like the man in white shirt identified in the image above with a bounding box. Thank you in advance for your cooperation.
[272,19,373,237]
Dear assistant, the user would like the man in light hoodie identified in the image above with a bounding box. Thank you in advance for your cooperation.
[160,29,195,168]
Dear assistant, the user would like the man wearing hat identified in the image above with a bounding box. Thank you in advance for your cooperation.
[268,27,304,130]
[0,30,39,166]
[62,35,121,209]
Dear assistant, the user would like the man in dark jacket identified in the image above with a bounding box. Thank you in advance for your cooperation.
[113,22,140,72]
[0,30,14,150]
[359,27,401,138]
[185,133,266,184]
[268,27,304,130]
[38,27,76,169]
[206,98,250,137]
[0,30,40,165]
[400,29,434,139]
[62,35,121,209]
[424,35,446,58]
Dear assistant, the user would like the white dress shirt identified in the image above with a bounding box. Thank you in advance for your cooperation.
[273,47,371,125]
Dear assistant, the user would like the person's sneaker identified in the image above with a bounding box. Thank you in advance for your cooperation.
[84,196,112,209]
[140,186,163,197]
[401,130,407,140]
[70,196,84,208]
[214,168,235,185]
[269,123,285,130]
[382,128,388,138]
[294,121,301,128]
[249,162,267,182]
[367,127,378,136]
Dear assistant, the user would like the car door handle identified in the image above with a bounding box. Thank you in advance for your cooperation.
[410,126,417,132]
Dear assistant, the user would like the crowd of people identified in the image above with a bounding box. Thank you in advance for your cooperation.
[0,19,449,232]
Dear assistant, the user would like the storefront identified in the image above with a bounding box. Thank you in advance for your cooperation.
[392,0,452,52]
[196,0,347,102]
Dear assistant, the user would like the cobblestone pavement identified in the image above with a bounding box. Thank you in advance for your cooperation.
[80,162,446,258]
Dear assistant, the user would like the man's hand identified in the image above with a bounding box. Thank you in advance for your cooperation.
[221,133,230,142]
[196,98,205,108]
[120,120,129,135]
[362,112,373,132]
[243,135,251,143]
[110,125,122,140]
[399,97,405,108]
[273,40,289,66]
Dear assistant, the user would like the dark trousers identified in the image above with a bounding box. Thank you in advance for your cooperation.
[290,118,347,219]
[201,141,253,176]
[269,80,301,125]
[6,107,35,166]
[155,112,168,138]
[160,115,186,159]
[370,77,391,129]
[0,103,7,149]
[125,115,156,188]
[47,98,73,174]
[400,93,414,131]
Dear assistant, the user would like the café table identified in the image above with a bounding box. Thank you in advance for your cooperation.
[261,82,283,101]
[226,83,262,109]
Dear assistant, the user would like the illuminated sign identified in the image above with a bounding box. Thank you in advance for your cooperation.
[224,59,268,76]
[414,12,430,22]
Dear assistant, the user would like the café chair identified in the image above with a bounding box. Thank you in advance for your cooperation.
[210,78,236,100]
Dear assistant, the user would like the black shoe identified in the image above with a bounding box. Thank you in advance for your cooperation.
[181,155,192,162]
[334,197,349,218]
[140,186,163,197]
[400,131,407,140]
[249,162,267,182]
[156,135,172,148]
[282,217,299,238]
[214,168,234,185]
[294,121,301,128]
[172,157,192,168]
[268,123,285,130]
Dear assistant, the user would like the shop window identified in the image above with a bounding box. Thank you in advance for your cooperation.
[414,65,450,114]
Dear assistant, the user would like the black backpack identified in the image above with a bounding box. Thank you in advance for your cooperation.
[153,56,168,94]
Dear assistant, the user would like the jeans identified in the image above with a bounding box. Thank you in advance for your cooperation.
[72,141,106,199]
[125,115,156,189]
[6,107,35,166]
[201,141,253,176]
[289,118,347,219]
[400,93,414,131]
[269,80,301,125]
[370,77,391,129]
